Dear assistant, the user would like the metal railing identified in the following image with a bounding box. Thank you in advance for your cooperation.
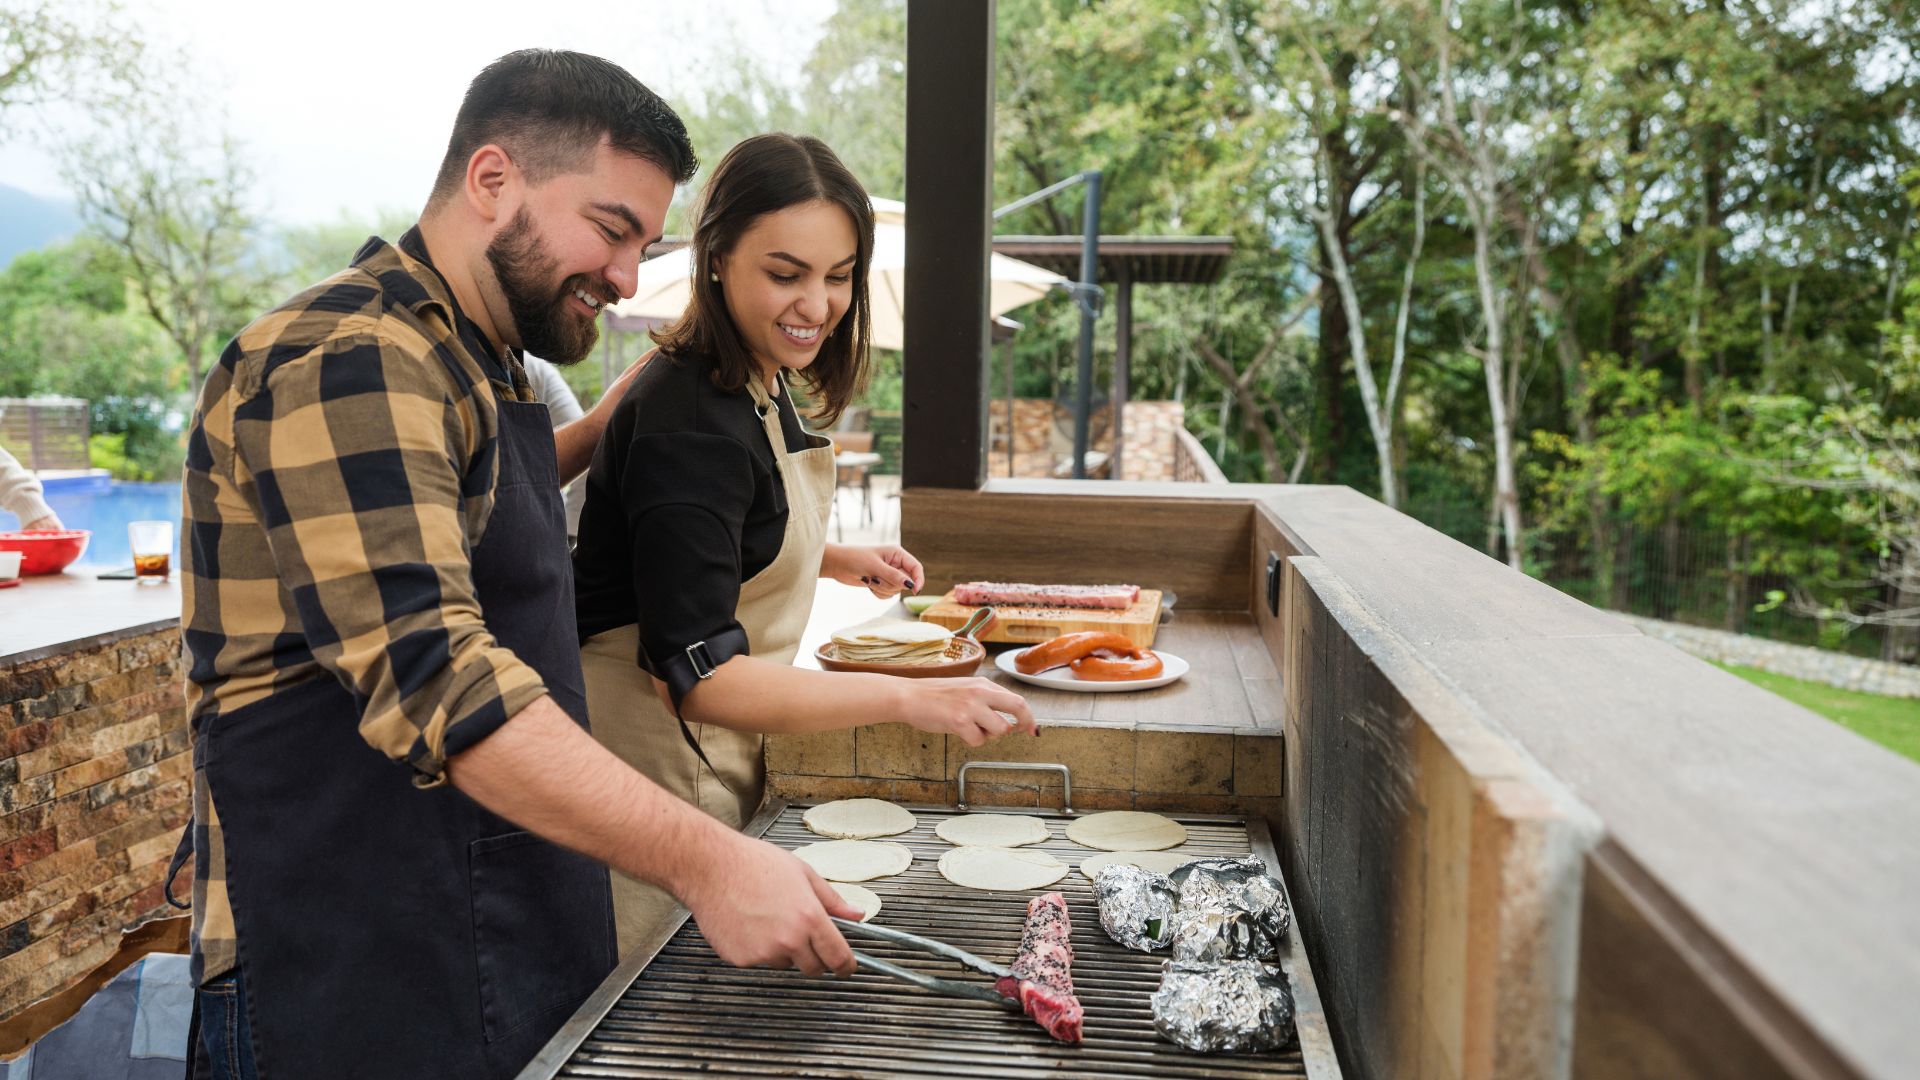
[1172,426,1229,483]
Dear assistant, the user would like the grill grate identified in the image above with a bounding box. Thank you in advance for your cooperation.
[523,802,1337,1079]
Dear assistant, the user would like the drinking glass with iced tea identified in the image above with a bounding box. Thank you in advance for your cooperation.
[128,520,173,585]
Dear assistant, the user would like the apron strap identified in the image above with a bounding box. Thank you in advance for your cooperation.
[164,820,194,910]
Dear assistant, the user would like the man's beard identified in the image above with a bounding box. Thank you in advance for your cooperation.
[484,208,605,365]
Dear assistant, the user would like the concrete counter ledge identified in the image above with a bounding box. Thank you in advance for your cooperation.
[0,573,181,667]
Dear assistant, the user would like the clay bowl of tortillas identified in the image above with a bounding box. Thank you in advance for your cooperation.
[816,614,990,677]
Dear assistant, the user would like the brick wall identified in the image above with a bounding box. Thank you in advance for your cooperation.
[0,629,190,1020]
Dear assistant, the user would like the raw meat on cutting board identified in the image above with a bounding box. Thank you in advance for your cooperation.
[952,582,1140,610]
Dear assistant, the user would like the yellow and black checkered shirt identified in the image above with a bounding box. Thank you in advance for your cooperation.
[180,228,549,982]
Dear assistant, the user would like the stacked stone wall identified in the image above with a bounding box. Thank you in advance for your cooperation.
[0,630,189,1020]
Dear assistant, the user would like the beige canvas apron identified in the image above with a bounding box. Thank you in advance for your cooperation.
[582,374,836,954]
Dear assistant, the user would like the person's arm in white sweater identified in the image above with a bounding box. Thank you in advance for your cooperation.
[0,446,60,530]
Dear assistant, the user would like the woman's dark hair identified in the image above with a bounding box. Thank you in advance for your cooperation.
[429,49,698,203]
[653,134,874,426]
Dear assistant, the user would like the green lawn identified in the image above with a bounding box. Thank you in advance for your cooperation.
[1715,662,1920,764]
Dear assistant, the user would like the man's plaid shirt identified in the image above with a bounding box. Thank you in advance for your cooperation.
[180,228,551,982]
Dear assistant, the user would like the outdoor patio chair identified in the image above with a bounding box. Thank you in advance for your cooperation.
[828,431,879,540]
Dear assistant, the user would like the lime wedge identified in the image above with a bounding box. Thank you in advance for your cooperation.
[904,594,939,615]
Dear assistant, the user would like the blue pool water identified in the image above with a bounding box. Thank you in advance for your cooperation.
[1,475,181,568]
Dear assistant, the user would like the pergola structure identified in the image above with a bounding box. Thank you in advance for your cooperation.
[989,235,1231,477]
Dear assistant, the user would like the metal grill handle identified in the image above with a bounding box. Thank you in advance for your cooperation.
[956,761,1072,813]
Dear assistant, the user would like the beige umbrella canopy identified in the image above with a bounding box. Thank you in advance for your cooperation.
[609,198,1065,349]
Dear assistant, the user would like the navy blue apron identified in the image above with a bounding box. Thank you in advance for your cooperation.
[175,394,615,1078]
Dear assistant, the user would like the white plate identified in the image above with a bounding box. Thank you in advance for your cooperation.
[994,646,1188,693]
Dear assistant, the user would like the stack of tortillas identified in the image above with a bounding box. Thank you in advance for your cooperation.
[831,617,953,665]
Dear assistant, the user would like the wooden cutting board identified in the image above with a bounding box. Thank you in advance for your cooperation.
[919,589,1162,647]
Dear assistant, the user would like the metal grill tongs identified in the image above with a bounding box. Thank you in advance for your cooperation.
[830,916,1022,1010]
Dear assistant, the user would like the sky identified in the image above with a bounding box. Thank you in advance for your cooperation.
[0,0,836,226]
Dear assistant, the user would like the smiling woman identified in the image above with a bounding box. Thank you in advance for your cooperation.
[571,133,1037,953]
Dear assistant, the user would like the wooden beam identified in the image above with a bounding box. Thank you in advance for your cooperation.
[902,0,994,489]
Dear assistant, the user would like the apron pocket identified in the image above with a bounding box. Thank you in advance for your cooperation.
[468,830,615,1043]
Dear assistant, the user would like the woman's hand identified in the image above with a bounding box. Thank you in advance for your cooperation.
[892,677,1038,747]
[822,543,925,598]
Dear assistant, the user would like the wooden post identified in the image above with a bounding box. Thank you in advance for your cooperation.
[1113,262,1132,481]
[902,0,995,490]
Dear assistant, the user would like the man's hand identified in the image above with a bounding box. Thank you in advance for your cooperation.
[822,542,924,598]
[448,697,866,976]
[679,831,864,976]
[592,349,656,420]
[554,349,657,484]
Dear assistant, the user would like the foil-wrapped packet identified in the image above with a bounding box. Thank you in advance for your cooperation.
[1169,906,1270,963]
[1168,855,1290,958]
[1091,863,1177,952]
[1151,959,1295,1053]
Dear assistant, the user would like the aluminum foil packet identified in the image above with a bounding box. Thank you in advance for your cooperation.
[1169,906,1271,963]
[1091,863,1177,952]
[1151,959,1295,1053]
[1168,855,1291,958]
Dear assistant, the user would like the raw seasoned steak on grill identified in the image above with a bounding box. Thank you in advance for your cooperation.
[993,891,1084,1043]
[952,582,1140,610]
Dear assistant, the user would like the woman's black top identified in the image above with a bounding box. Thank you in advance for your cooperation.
[572,350,811,707]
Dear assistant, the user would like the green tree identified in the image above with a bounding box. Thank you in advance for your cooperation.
[0,238,187,478]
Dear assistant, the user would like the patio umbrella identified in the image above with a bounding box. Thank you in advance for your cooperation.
[609,198,1066,350]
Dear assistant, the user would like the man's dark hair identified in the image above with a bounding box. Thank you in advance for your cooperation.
[429,49,697,204]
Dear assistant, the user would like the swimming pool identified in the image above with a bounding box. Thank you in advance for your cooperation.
[1,474,181,569]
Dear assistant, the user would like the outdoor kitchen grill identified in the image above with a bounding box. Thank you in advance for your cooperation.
[518,800,1341,1079]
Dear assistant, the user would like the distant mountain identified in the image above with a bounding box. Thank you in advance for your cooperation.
[0,185,82,267]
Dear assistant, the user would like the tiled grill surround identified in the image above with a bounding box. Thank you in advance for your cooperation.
[0,630,189,1019]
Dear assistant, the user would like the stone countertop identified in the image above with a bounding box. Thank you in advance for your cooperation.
[0,570,182,665]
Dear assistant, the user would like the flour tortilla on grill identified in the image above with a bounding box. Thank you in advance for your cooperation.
[830,882,883,921]
[1077,849,1196,880]
[1065,811,1187,852]
[934,813,1051,848]
[793,840,914,882]
[802,798,917,839]
[937,846,1069,891]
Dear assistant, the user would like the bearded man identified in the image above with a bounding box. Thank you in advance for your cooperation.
[170,50,861,1079]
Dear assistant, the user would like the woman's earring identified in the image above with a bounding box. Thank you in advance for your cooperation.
[709,272,720,283]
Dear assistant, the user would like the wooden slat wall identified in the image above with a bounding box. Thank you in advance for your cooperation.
[1570,843,1857,1080]
[0,400,89,472]
[1281,555,1593,1080]
[899,485,1254,612]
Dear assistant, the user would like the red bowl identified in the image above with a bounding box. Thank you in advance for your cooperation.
[0,530,92,575]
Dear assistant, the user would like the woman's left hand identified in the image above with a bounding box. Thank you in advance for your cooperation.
[822,543,924,598]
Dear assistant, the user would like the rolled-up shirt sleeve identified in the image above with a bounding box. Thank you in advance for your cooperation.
[228,334,548,783]
[620,431,759,709]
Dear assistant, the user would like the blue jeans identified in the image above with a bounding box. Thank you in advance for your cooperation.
[193,971,257,1080]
